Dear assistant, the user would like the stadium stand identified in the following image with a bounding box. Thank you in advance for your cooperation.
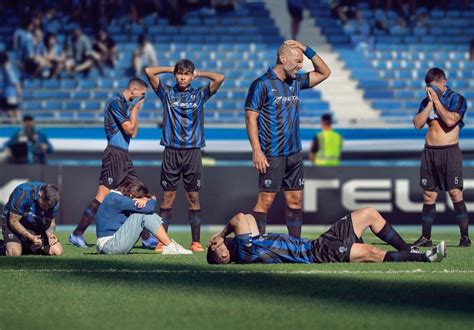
[308,0,474,125]
[0,2,331,125]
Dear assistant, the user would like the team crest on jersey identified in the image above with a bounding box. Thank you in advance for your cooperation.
[289,86,295,93]
[107,177,113,186]
[264,179,272,188]
[339,246,348,253]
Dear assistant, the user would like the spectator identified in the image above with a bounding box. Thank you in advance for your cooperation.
[390,17,409,35]
[31,28,48,78]
[65,27,103,76]
[309,114,343,166]
[0,52,22,122]
[43,33,65,79]
[330,0,358,25]
[4,114,53,164]
[373,8,389,33]
[93,29,117,69]
[13,19,36,76]
[132,34,157,77]
[287,0,304,40]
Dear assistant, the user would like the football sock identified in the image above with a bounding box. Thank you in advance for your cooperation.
[252,211,267,235]
[421,203,436,239]
[383,251,428,262]
[159,208,172,232]
[188,209,201,242]
[286,206,302,238]
[375,222,411,251]
[73,199,101,235]
[453,200,469,237]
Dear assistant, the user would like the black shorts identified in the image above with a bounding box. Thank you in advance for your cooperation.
[0,97,19,111]
[259,152,304,192]
[99,145,138,189]
[420,144,463,192]
[161,147,202,192]
[311,214,364,263]
[1,219,50,255]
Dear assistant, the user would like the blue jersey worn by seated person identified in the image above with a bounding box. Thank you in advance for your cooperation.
[1,182,59,233]
[418,86,467,129]
[104,92,141,150]
[96,190,157,238]
[235,233,315,264]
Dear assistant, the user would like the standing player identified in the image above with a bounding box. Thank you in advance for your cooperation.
[69,78,157,248]
[413,68,470,247]
[207,207,446,265]
[245,40,331,238]
[145,60,225,252]
[1,182,63,256]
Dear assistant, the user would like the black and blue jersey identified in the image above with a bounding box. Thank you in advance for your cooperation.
[418,86,467,129]
[235,233,315,264]
[104,92,135,150]
[245,67,311,157]
[155,82,213,149]
[1,182,58,232]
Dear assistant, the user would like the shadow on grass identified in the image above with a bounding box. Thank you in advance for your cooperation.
[1,256,473,317]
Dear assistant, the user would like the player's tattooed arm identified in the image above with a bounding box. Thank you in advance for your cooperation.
[195,70,225,94]
[46,218,59,246]
[8,212,42,245]
[144,66,174,92]
[413,93,433,129]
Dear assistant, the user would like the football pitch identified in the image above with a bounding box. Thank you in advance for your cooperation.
[1,227,473,330]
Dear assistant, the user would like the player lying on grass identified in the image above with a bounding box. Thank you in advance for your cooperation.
[207,207,446,264]
[95,181,191,255]
[1,182,63,256]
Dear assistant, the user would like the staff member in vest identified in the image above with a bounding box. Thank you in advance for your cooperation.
[309,113,343,166]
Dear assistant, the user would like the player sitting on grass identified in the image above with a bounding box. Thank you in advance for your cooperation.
[207,207,446,264]
[95,181,191,255]
[1,182,63,256]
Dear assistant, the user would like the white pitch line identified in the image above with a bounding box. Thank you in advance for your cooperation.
[0,269,473,275]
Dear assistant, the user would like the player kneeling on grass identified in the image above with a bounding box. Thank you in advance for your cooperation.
[95,181,191,255]
[207,207,446,264]
[1,182,63,257]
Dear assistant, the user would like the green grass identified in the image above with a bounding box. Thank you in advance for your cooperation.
[1,228,473,330]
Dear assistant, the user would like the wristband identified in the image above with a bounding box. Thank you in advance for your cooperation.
[304,46,317,59]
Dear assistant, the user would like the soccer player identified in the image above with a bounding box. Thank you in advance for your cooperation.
[412,68,471,248]
[207,207,446,265]
[69,78,157,248]
[1,182,63,256]
[245,40,331,238]
[145,60,225,252]
[96,181,191,255]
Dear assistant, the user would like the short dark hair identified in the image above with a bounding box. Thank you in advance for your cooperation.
[425,68,446,84]
[23,114,34,122]
[206,237,235,264]
[173,59,195,75]
[138,33,147,44]
[41,184,60,209]
[118,181,149,199]
[321,113,332,125]
[128,77,148,89]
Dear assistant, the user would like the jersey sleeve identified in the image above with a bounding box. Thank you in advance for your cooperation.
[448,93,467,118]
[154,81,171,103]
[297,72,311,90]
[9,186,32,216]
[245,79,266,112]
[110,99,130,125]
[199,83,213,102]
